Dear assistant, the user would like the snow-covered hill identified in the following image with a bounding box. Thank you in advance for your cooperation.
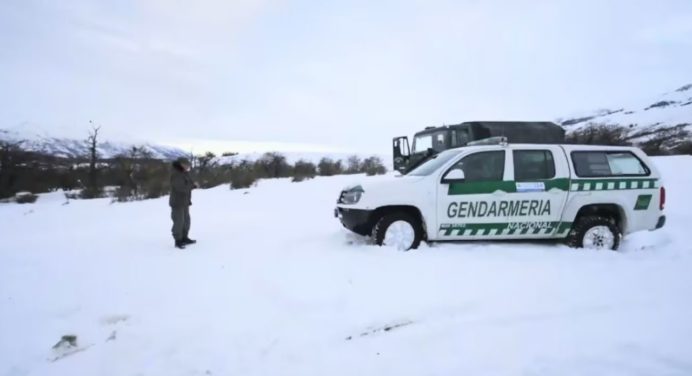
[5,83,690,162]
[1,156,691,375]
[559,83,692,142]
[0,126,187,160]
[0,125,385,164]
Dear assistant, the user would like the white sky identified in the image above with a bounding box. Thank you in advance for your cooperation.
[1,0,691,153]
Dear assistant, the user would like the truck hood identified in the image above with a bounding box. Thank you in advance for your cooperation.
[341,174,425,192]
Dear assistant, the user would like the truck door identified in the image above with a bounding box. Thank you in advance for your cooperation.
[393,136,410,173]
[506,146,570,237]
[437,149,512,240]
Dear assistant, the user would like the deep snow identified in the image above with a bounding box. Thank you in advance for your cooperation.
[1,156,692,376]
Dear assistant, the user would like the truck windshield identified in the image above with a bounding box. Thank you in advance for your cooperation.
[413,135,433,153]
[413,131,447,153]
[407,150,460,176]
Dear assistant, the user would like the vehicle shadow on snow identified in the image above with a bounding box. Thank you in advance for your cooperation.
[341,230,672,256]
[341,231,573,254]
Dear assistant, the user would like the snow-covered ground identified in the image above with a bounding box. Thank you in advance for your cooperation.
[1,156,691,376]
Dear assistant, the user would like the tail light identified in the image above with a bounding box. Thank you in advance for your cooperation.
[660,186,666,211]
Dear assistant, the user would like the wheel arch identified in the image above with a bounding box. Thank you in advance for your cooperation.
[569,203,629,234]
[371,205,428,238]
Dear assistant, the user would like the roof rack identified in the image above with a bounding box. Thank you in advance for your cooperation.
[466,136,508,147]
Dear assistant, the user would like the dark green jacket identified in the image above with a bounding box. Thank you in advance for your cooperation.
[169,162,194,208]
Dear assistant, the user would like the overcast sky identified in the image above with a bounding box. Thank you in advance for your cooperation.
[1,0,691,153]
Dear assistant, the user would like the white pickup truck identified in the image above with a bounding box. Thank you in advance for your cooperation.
[335,141,666,250]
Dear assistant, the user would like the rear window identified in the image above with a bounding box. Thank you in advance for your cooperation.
[571,151,650,177]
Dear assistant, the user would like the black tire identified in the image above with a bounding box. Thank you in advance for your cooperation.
[565,215,621,250]
[372,212,423,250]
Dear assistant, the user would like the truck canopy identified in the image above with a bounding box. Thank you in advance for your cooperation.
[412,121,565,153]
[465,121,565,144]
[395,121,566,173]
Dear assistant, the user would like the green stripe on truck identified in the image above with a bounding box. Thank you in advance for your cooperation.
[448,179,570,195]
[634,194,653,210]
[439,221,573,237]
[447,178,656,196]
[570,179,658,192]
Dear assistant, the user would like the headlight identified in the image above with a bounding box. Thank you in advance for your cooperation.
[339,186,364,204]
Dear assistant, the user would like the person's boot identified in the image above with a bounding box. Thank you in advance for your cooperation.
[174,239,186,249]
[182,237,197,245]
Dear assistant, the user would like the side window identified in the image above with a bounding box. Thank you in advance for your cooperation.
[457,129,470,145]
[432,133,447,151]
[447,151,505,182]
[450,130,469,147]
[572,151,650,177]
[513,150,555,180]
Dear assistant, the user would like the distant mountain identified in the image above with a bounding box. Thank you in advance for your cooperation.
[558,83,692,143]
[0,126,187,160]
[0,125,387,165]
[5,83,689,160]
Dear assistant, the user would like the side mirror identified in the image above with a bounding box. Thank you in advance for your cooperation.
[442,169,465,184]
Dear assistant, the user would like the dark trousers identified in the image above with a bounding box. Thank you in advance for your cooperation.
[171,206,191,241]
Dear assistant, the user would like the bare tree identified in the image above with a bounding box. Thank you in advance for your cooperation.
[318,157,343,176]
[197,152,217,172]
[257,152,291,178]
[292,160,317,182]
[565,123,630,146]
[638,125,691,156]
[194,152,226,188]
[0,140,24,199]
[346,155,362,174]
[361,156,387,176]
[674,140,692,155]
[113,146,157,201]
[82,121,103,198]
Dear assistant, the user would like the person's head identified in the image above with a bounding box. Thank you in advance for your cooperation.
[176,157,191,172]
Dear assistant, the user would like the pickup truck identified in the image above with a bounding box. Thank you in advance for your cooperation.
[336,142,666,250]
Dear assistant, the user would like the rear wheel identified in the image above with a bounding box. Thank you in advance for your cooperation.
[372,212,423,250]
[566,215,621,250]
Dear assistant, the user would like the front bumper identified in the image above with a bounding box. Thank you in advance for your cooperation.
[655,215,666,230]
[335,207,374,236]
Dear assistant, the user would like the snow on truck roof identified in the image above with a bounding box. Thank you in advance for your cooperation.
[423,121,562,129]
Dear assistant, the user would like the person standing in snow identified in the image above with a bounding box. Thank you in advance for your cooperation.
[169,157,197,249]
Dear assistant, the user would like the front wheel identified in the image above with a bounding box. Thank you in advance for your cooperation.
[565,215,621,251]
[372,212,423,251]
